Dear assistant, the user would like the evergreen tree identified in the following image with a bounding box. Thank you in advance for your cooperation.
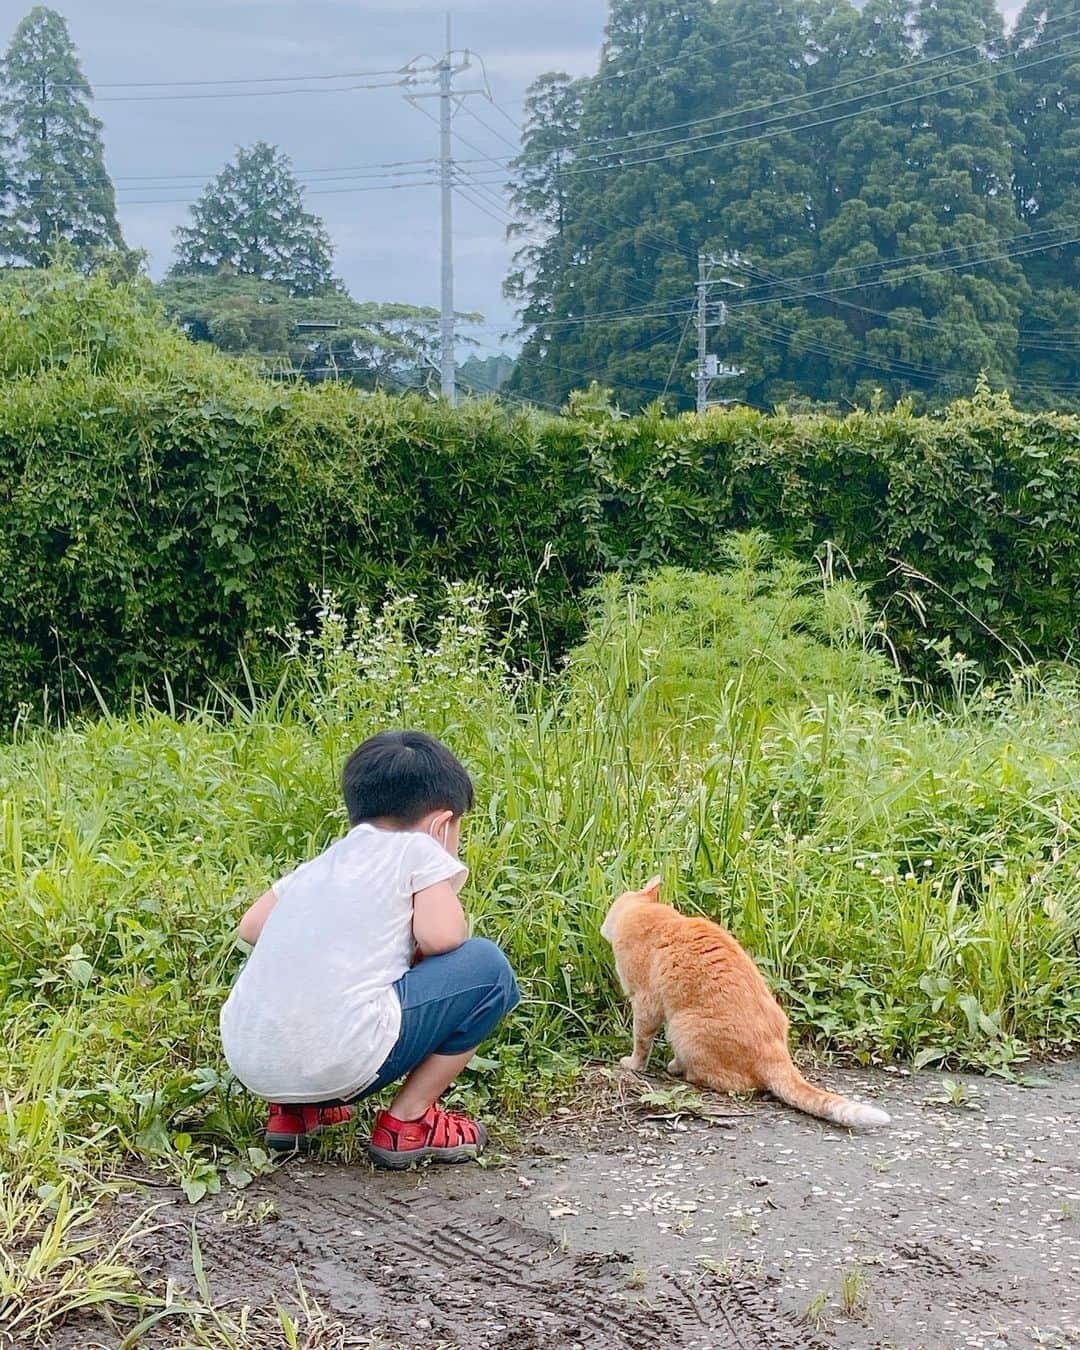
[1009,0,1080,407]
[507,0,1072,411]
[507,0,838,410]
[0,6,126,269]
[729,0,1027,408]
[458,352,514,394]
[171,142,337,297]
[505,72,586,333]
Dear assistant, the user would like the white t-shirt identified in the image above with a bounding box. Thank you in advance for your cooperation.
[220,824,467,1103]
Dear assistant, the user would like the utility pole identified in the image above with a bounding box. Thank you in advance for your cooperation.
[406,18,485,407]
[695,251,746,413]
[438,15,455,404]
[696,255,709,415]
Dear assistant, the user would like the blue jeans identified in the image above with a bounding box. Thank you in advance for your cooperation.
[351,937,519,1102]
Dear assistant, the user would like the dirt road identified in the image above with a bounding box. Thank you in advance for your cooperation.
[103,1062,1079,1348]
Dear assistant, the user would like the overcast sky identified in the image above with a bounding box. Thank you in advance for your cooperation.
[0,0,608,354]
[2,0,1023,355]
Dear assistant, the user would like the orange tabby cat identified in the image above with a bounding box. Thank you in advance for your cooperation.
[601,877,890,1129]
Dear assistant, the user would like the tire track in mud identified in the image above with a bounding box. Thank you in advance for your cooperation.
[654,1271,829,1350]
[285,1183,672,1346]
[129,1171,825,1348]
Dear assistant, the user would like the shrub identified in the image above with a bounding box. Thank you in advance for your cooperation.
[2,267,1079,720]
[570,532,899,733]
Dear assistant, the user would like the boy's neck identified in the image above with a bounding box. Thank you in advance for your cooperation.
[357,810,459,858]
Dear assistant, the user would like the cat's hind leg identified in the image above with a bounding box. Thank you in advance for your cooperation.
[666,1012,758,1093]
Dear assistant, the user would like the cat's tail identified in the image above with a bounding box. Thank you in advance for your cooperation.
[762,1059,891,1129]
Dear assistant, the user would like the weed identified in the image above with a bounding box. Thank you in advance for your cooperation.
[698,1253,737,1279]
[926,1078,982,1111]
[839,1266,870,1317]
[804,1290,830,1329]
[637,1085,713,1121]
[220,1197,278,1227]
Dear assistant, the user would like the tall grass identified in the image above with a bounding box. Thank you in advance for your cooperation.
[1,542,1078,1340]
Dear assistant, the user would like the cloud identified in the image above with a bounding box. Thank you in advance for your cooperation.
[115,205,185,281]
[482,46,600,80]
[217,0,492,9]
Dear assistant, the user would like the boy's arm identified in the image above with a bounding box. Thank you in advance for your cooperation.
[412,881,468,957]
[238,887,279,946]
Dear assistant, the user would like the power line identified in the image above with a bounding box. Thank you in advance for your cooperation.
[661,303,696,401]
[740,259,1080,352]
[511,319,694,386]
[44,24,1076,405]
[529,298,695,329]
[463,96,666,313]
[73,64,420,90]
[482,38,1080,342]
[505,7,1078,164]
[517,231,1080,355]
[112,155,437,184]
[114,163,440,203]
[725,224,1078,300]
[117,177,442,205]
[505,231,1078,356]
[457,101,520,155]
[730,228,1080,308]
[460,35,1080,185]
[96,73,433,103]
[453,180,513,230]
[85,17,1075,284]
[735,312,1080,395]
[101,15,1063,190]
[737,314,988,391]
[487,28,1078,281]
[500,20,770,105]
[34,8,1071,269]
[452,166,516,220]
[456,11,1078,175]
[485,96,524,137]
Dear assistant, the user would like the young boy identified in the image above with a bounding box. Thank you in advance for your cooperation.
[220,729,519,1168]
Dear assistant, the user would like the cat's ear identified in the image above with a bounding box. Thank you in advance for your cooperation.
[641,875,662,899]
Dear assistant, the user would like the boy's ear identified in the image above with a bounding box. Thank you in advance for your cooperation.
[641,875,662,899]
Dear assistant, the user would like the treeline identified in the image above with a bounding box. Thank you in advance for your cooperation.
[507,0,1080,413]
[2,268,1079,720]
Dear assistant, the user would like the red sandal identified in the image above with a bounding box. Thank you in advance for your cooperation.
[368,1102,487,1170]
[265,1103,352,1152]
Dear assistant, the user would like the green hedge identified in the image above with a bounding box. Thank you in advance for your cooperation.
[2,268,1079,719]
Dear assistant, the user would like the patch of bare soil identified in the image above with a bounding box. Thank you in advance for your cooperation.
[88,1063,1080,1348]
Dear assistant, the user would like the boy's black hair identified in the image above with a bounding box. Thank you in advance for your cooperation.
[342,729,474,827]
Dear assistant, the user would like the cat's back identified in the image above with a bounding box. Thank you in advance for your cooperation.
[665,908,757,970]
[642,906,779,1012]
[620,903,752,968]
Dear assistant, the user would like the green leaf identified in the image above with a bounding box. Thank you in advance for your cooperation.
[181,1177,207,1204]
[68,958,93,987]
